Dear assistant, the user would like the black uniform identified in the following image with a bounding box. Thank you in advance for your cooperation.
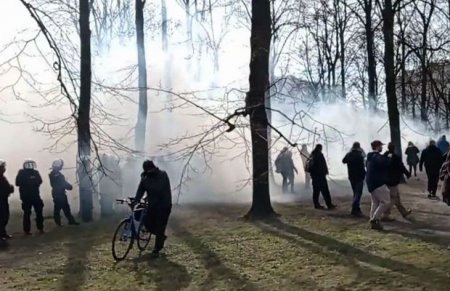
[134,168,172,252]
[0,175,14,238]
[49,170,77,225]
[309,150,334,209]
[16,169,44,232]
[420,145,444,196]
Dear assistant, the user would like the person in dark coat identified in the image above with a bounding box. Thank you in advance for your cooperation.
[0,160,14,240]
[275,148,298,193]
[383,143,412,219]
[437,135,450,156]
[405,142,420,177]
[49,159,79,226]
[420,140,444,199]
[366,140,391,230]
[342,142,366,217]
[15,160,45,234]
[134,160,172,256]
[309,144,336,210]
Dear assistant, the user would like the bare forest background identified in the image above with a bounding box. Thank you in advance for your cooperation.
[1,0,450,219]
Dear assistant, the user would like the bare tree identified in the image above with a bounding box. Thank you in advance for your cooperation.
[135,0,148,153]
[245,0,275,218]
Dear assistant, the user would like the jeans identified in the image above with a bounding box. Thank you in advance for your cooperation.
[350,179,364,214]
[370,186,391,221]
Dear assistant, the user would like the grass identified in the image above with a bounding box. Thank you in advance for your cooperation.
[1,181,450,290]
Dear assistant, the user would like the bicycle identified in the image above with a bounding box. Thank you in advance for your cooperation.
[111,197,152,261]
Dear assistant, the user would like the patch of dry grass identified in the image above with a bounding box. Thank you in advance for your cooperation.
[1,191,450,290]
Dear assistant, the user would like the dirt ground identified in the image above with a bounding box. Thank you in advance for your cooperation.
[1,174,450,290]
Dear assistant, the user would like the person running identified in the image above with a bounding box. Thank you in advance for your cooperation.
[366,140,390,230]
[342,142,366,217]
[383,142,412,220]
[405,142,420,177]
[308,144,336,210]
[420,140,444,199]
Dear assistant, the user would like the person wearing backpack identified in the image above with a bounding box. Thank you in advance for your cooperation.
[308,144,336,210]
[275,147,297,193]
[300,144,311,189]
[342,142,366,217]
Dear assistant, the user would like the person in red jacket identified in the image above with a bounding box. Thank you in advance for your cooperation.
[0,160,14,240]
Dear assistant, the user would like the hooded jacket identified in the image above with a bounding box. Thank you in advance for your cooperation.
[342,149,366,182]
[309,150,328,177]
[365,151,389,192]
[437,137,450,155]
[134,168,172,208]
[420,145,444,174]
[384,151,410,186]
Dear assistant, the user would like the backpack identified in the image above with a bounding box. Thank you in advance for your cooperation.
[275,154,283,173]
[304,156,314,173]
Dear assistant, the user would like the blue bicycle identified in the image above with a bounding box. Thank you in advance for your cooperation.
[112,197,152,261]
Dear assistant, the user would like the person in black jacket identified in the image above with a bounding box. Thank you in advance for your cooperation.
[383,143,412,219]
[366,140,390,230]
[342,142,366,217]
[134,160,172,256]
[49,159,79,226]
[405,142,420,177]
[16,160,45,234]
[309,144,335,210]
[0,160,14,240]
[420,140,444,199]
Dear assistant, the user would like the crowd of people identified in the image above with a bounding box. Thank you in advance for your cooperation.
[275,135,450,230]
[0,155,172,256]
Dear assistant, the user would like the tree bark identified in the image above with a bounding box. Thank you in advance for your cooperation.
[78,0,93,222]
[365,0,377,110]
[161,0,168,52]
[381,0,402,156]
[245,0,275,219]
[135,0,148,153]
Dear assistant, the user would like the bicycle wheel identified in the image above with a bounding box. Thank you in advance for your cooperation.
[137,221,152,251]
[112,218,134,261]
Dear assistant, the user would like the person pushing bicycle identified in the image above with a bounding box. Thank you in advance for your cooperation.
[133,160,172,257]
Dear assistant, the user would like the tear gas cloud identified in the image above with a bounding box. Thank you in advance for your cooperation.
[0,0,441,209]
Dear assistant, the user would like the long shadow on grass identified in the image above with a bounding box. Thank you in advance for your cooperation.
[132,253,191,291]
[170,217,258,291]
[57,220,115,291]
[256,218,450,287]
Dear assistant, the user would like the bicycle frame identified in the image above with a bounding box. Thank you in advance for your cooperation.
[118,200,148,242]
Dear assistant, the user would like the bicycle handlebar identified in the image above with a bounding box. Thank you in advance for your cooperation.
[115,198,147,208]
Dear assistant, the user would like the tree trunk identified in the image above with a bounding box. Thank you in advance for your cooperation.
[381,0,402,156]
[420,57,428,122]
[245,0,275,218]
[135,0,148,153]
[161,0,168,52]
[399,13,407,113]
[78,0,93,222]
[365,0,377,110]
